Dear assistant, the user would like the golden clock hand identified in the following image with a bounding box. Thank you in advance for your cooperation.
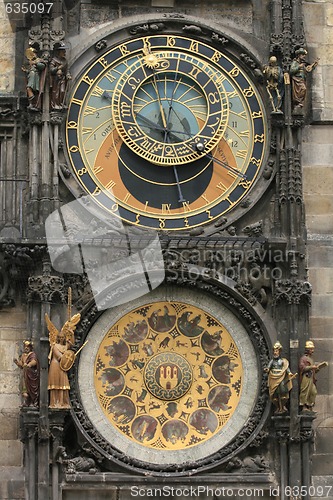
[152,76,167,129]
[145,53,168,129]
[164,72,179,142]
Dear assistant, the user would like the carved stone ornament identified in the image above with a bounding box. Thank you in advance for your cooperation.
[27,274,65,303]
[50,112,66,125]
[69,277,270,475]
[94,39,107,52]
[56,445,98,474]
[273,279,312,305]
[50,30,66,49]
[129,23,165,35]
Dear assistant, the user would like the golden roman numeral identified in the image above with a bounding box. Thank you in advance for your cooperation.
[82,126,92,135]
[92,86,105,97]
[162,203,172,214]
[84,105,97,116]
[216,182,227,192]
[182,202,191,212]
[105,71,116,83]
[93,165,103,175]
[236,150,247,159]
[105,180,116,191]
[227,170,237,179]
[227,90,238,99]
[239,130,250,138]
[123,192,131,203]
[72,97,83,106]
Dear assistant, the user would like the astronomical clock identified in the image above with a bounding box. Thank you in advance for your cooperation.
[74,287,269,473]
[63,19,272,477]
[65,32,268,231]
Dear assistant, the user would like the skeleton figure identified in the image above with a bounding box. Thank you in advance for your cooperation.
[263,56,284,113]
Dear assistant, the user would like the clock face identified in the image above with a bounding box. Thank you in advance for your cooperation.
[77,287,260,469]
[66,35,267,230]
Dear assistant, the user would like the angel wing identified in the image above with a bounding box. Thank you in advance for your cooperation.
[45,313,59,346]
[61,313,81,345]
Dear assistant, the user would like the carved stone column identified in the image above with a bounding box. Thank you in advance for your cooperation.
[300,414,316,500]
[20,409,39,500]
[27,258,65,499]
[50,413,68,500]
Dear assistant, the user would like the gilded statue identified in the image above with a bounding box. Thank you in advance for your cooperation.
[265,341,296,414]
[45,290,81,408]
[299,340,327,412]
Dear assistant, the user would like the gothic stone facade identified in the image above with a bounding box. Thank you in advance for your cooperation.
[0,0,332,499]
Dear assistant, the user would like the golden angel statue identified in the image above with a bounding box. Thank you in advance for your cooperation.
[45,293,81,408]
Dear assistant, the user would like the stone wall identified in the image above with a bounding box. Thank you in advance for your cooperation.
[0,0,15,92]
[0,307,26,499]
[303,0,333,495]
[0,7,24,499]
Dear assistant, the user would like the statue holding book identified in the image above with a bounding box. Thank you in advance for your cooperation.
[299,340,327,411]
